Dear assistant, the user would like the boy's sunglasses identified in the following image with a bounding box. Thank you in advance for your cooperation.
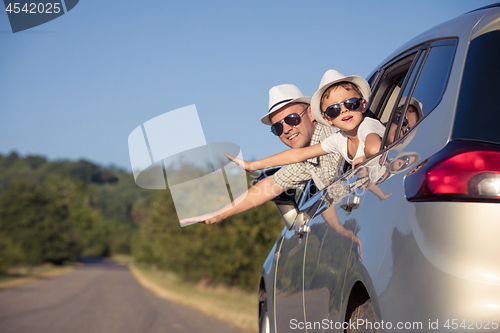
[322,97,363,120]
[271,108,308,136]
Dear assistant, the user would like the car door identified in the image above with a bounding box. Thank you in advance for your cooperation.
[273,180,322,332]
[344,39,458,325]
[301,167,368,333]
[274,227,306,332]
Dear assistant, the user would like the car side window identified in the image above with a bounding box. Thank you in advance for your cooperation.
[381,51,427,146]
[370,52,418,122]
[367,70,381,88]
[387,42,456,146]
[406,42,457,119]
[370,40,457,148]
[368,51,421,146]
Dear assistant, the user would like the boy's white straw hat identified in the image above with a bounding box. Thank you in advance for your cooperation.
[311,69,371,126]
[261,84,311,125]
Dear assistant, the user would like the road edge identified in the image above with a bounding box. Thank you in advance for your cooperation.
[0,266,76,291]
[128,263,257,333]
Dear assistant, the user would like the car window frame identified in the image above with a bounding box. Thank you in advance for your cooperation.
[370,38,458,149]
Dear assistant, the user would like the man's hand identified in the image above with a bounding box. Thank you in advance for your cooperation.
[180,212,224,225]
[225,154,255,172]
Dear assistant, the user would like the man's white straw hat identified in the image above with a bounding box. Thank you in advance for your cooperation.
[261,84,311,125]
[311,69,371,126]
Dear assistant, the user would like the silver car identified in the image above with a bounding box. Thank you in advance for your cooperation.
[258,3,500,333]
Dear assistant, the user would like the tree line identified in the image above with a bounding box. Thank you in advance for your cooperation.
[0,152,284,290]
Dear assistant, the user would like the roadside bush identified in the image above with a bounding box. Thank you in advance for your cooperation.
[0,234,25,272]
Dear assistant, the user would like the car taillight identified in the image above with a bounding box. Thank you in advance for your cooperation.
[405,141,500,202]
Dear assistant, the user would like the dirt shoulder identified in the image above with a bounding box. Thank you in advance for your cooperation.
[129,263,258,333]
[0,265,77,291]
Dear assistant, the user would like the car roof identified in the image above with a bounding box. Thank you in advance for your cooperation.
[371,4,500,73]
[467,2,500,14]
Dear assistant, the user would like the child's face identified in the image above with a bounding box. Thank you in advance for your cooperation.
[406,105,419,127]
[321,86,366,136]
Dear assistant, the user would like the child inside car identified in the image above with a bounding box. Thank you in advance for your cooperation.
[386,96,423,146]
[227,70,386,173]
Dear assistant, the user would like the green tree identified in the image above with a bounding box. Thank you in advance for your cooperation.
[0,182,77,265]
[0,234,25,272]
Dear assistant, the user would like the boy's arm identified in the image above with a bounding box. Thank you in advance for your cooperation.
[357,118,385,162]
[227,143,327,172]
[353,133,383,169]
[364,133,383,158]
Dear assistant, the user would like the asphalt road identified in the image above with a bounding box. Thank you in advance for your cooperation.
[0,259,247,333]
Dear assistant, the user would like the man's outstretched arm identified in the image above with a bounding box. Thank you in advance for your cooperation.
[180,176,287,225]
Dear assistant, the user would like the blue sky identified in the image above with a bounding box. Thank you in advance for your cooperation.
[1,0,498,171]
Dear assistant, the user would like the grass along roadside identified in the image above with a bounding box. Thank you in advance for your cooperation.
[0,263,77,290]
[129,262,258,333]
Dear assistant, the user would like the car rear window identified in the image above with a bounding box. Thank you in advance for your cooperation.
[452,30,500,145]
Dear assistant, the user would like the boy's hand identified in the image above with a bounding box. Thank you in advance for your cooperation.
[352,155,367,169]
[225,154,255,172]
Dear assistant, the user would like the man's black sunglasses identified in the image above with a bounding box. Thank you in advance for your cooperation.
[322,97,363,120]
[271,107,308,136]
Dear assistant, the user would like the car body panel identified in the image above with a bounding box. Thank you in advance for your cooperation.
[302,203,362,333]
[274,228,306,332]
